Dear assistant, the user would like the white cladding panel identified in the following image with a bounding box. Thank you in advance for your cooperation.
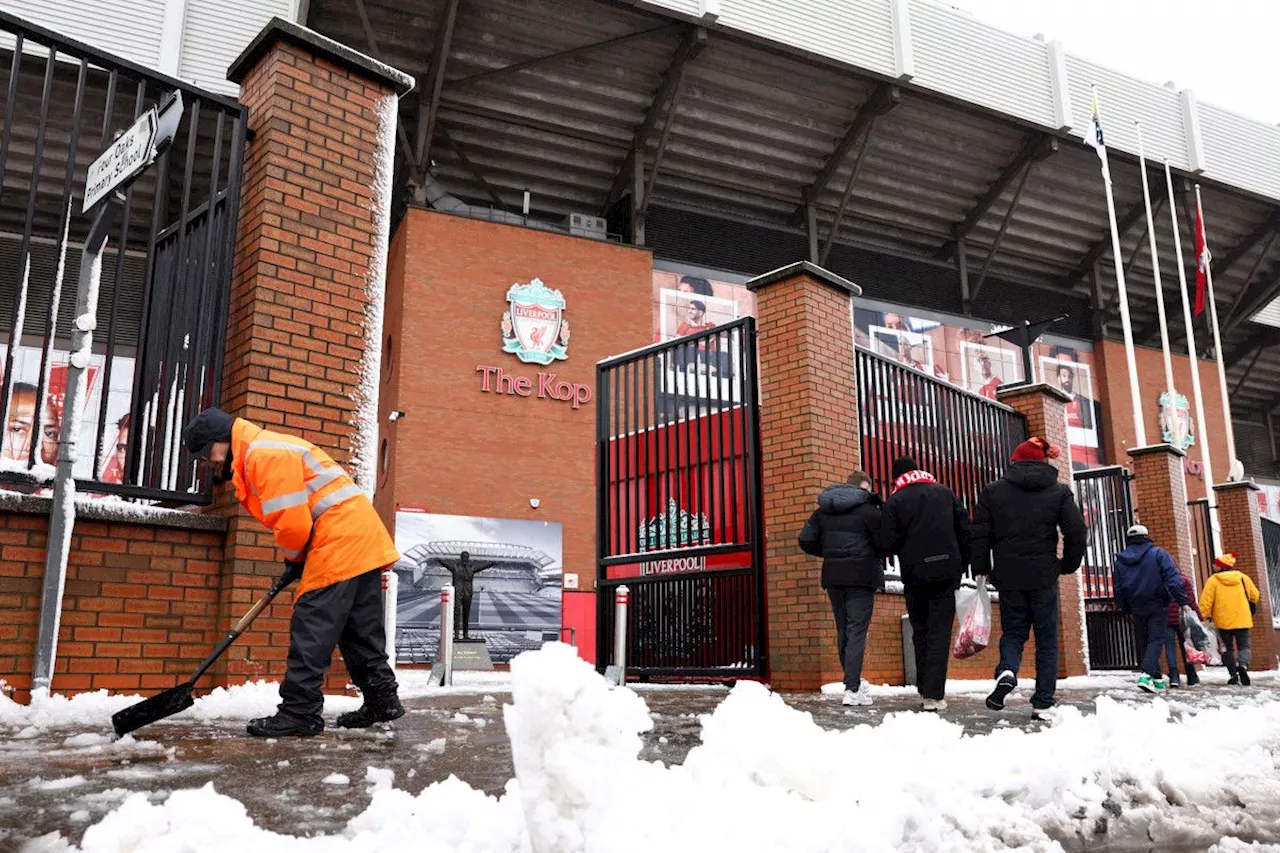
[1065,56,1188,171]
[178,0,297,96]
[0,0,166,68]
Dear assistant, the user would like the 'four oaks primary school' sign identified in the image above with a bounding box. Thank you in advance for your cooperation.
[83,93,184,212]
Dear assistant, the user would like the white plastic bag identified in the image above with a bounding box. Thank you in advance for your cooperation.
[953,579,992,659]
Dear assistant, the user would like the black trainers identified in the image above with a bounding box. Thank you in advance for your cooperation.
[247,713,323,738]
[1228,671,1241,686]
[985,670,1017,711]
[1239,667,1252,686]
[336,694,406,728]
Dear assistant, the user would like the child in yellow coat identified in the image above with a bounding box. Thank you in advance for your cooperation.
[1199,553,1261,686]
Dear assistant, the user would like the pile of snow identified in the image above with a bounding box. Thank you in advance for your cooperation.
[28,644,1280,852]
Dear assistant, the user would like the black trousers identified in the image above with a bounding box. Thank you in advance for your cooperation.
[455,589,475,639]
[904,578,957,701]
[279,568,398,722]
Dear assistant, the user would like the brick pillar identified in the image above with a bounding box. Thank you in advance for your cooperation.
[211,21,413,687]
[1214,481,1277,670]
[996,383,1087,676]
[1127,446,1195,578]
[745,261,862,692]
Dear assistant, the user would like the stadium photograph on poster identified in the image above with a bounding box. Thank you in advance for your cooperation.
[392,510,563,664]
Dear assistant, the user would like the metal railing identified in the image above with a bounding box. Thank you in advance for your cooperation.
[1075,465,1138,670]
[0,11,246,504]
[1262,517,1280,627]
[1188,498,1215,592]
[595,318,765,678]
[855,345,1028,516]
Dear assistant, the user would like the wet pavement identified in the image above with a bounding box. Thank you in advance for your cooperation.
[2,672,1278,850]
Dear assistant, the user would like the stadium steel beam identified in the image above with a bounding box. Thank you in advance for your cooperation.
[1212,211,1280,279]
[819,115,882,266]
[436,123,504,208]
[354,0,415,165]
[413,0,461,198]
[1061,192,1151,289]
[448,24,683,87]
[605,26,707,242]
[938,134,1055,261]
[1222,234,1280,334]
[968,151,1042,305]
[1225,266,1280,336]
[1233,344,1266,397]
[796,83,899,227]
[1225,327,1280,369]
[1096,193,1168,333]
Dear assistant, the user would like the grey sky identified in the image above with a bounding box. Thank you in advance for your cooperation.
[952,1,1278,125]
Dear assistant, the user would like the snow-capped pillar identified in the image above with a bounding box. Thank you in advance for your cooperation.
[998,383,1089,677]
[1128,445,1196,593]
[746,261,862,692]
[1213,481,1276,671]
[210,19,414,688]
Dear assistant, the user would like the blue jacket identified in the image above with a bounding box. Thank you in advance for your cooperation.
[1113,538,1190,616]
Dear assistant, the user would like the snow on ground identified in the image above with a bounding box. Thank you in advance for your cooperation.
[821,669,1280,697]
[0,671,510,732]
[20,644,1280,852]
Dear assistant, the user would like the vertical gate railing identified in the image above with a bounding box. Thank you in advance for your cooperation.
[1075,465,1138,670]
[595,318,765,678]
[1262,517,1280,628]
[0,10,246,505]
[1188,498,1215,593]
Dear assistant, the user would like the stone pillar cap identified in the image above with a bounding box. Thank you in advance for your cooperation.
[228,17,416,96]
[995,382,1071,404]
[1213,479,1260,493]
[1127,443,1187,459]
[745,261,861,296]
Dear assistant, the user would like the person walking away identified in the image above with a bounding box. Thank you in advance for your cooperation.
[972,437,1086,717]
[1166,570,1200,688]
[1113,524,1192,694]
[799,470,885,706]
[183,408,404,737]
[1199,552,1261,686]
[881,456,970,712]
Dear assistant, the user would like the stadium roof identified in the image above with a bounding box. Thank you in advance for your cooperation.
[303,0,1280,444]
[399,541,558,570]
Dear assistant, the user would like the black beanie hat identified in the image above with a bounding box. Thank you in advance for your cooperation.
[182,408,234,458]
[891,456,917,480]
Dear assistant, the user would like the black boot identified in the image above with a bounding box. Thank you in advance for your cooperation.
[336,694,405,728]
[247,712,323,738]
[1227,669,1241,686]
[1238,667,1252,686]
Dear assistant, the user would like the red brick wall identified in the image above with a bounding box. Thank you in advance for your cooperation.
[751,269,861,691]
[1215,483,1277,670]
[376,209,654,594]
[1096,340,1228,501]
[0,501,225,703]
[214,36,402,691]
[1129,446,1195,577]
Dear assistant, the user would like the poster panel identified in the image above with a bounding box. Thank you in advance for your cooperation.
[393,511,563,664]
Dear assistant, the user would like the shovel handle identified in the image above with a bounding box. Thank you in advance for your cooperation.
[189,568,293,685]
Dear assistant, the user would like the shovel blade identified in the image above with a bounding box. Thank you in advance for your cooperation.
[112,683,195,737]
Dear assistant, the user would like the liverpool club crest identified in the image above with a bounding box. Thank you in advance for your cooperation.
[501,278,570,366]
[1157,391,1195,452]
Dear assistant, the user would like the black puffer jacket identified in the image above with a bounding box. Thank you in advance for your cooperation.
[881,475,971,585]
[970,461,1088,591]
[798,485,885,589]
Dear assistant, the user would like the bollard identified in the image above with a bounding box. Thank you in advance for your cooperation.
[381,570,398,674]
[605,585,629,686]
[439,584,455,687]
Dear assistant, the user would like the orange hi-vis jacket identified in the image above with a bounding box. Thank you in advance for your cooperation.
[231,419,399,597]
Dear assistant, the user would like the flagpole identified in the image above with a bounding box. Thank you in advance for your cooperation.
[1092,87,1147,446]
[1196,184,1238,476]
[1136,122,1177,433]
[1166,160,1220,554]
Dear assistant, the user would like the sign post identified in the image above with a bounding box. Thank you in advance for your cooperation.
[31,93,185,693]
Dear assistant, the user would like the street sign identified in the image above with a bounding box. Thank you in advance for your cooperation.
[83,92,184,213]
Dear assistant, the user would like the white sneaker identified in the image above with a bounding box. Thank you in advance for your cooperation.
[842,684,873,706]
[922,698,948,712]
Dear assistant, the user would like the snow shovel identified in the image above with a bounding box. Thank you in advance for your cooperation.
[112,565,296,737]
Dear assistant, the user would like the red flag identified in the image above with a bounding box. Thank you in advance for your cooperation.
[1193,204,1210,317]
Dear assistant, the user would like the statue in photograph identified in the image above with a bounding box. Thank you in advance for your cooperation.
[438,550,497,640]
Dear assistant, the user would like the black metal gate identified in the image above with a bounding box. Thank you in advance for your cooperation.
[595,318,765,679]
[1076,466,1138,669]
[1188,498,1215,592]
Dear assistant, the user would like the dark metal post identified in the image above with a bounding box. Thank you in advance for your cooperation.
[32,195,123,692]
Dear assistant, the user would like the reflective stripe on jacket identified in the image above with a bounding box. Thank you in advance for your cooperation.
[231,419,399,596]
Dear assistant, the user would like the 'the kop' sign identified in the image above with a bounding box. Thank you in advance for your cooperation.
[476,365,592,409]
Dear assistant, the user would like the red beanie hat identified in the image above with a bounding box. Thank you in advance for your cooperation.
[1012,437,1060,463]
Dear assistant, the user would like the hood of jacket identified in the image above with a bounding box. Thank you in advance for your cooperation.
[1002,460,1060,492]
[1213,569,1247,587]
[817,484,873,514]
[1116,538,1155,566]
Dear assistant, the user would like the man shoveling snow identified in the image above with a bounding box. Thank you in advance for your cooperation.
[182,408,404,737]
